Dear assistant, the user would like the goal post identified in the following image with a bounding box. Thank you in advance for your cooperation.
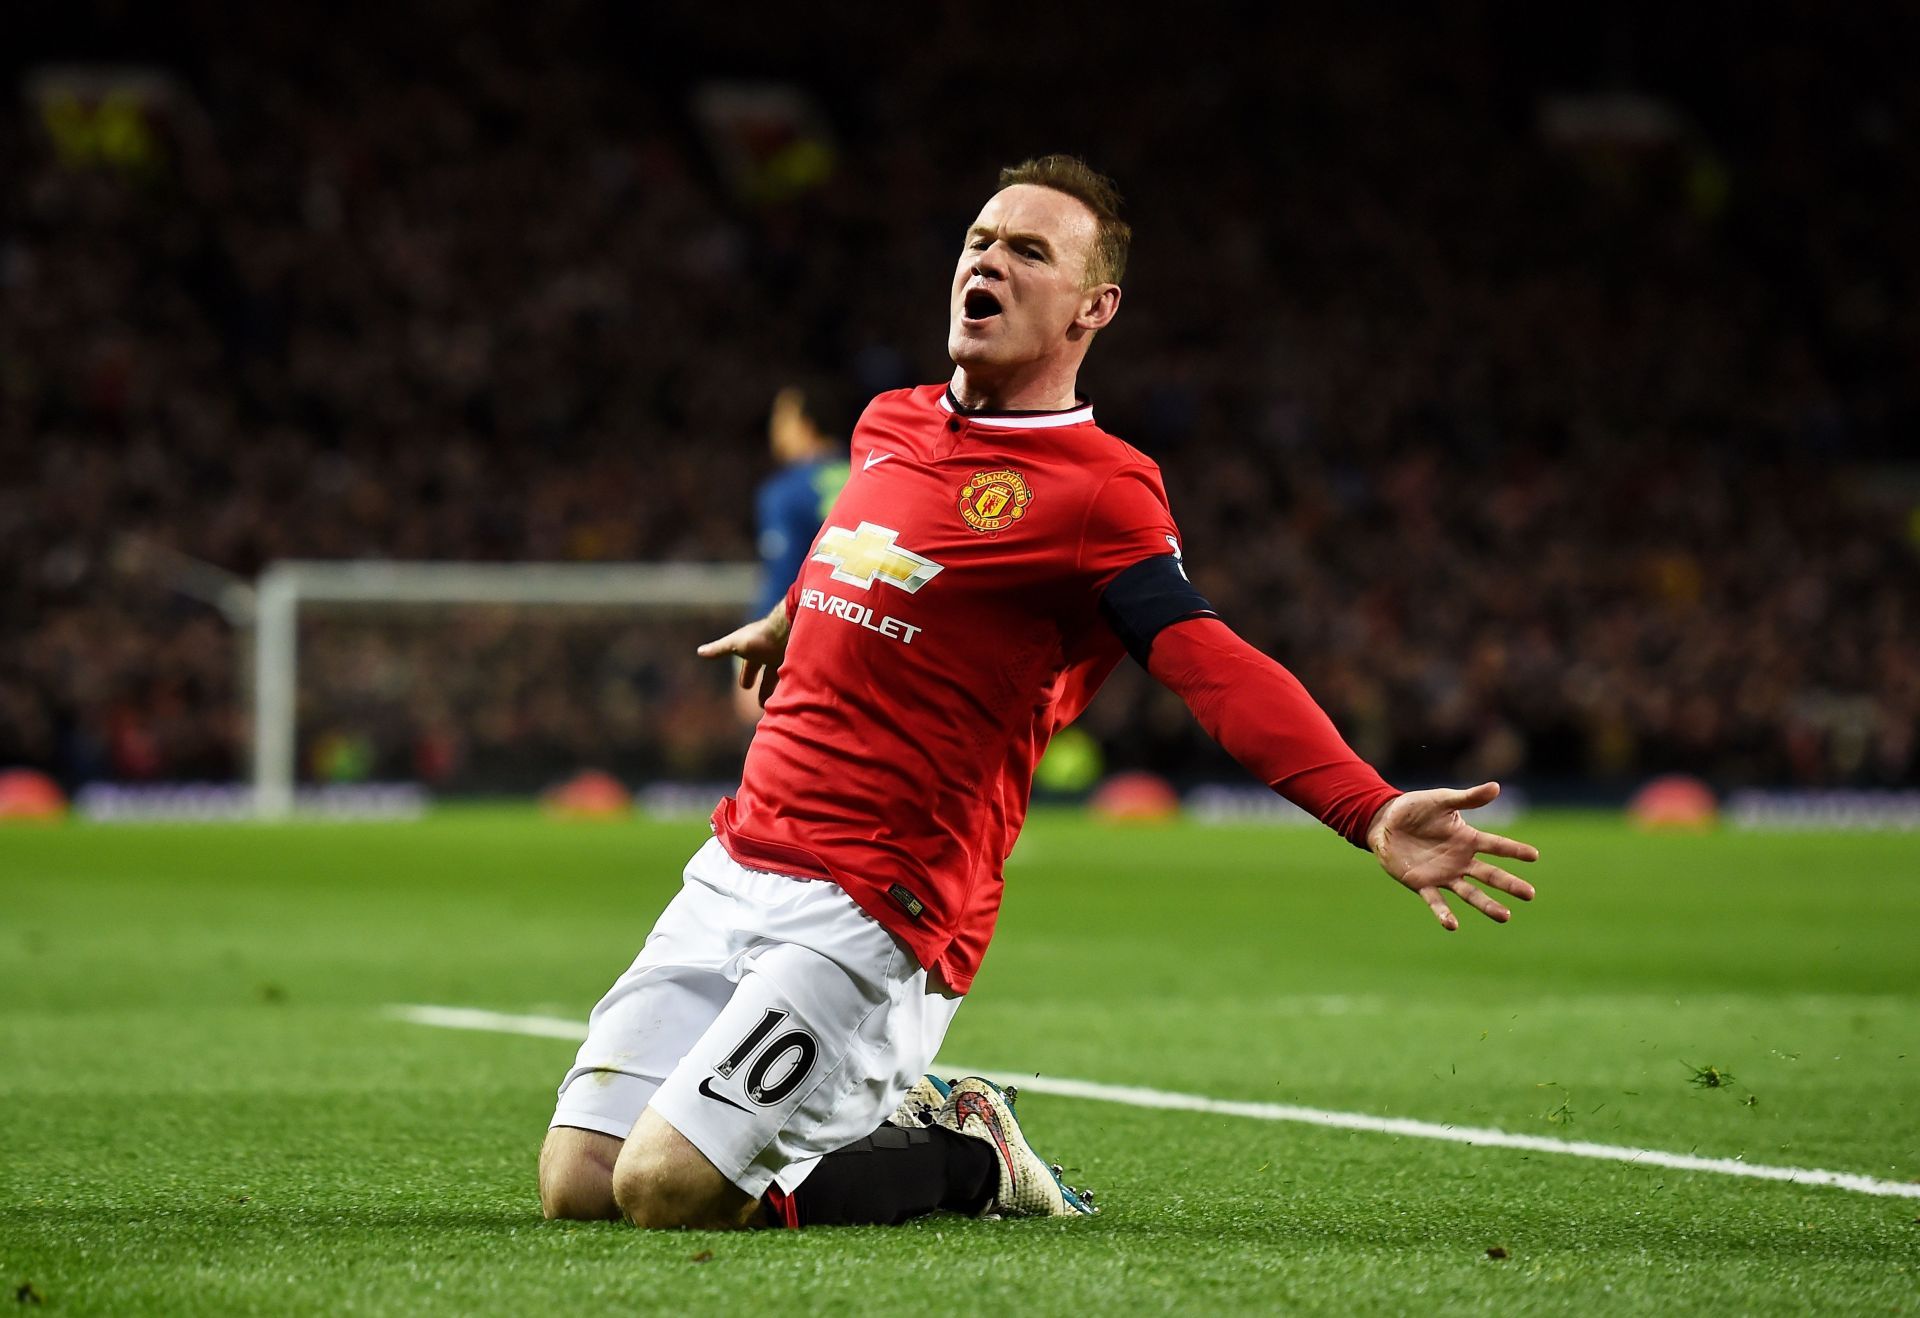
[250,560,758,818]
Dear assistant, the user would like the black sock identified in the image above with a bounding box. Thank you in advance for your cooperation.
[780,1125,995,1227]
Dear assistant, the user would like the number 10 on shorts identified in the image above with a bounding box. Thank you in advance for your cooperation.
[713,1008,820,1106]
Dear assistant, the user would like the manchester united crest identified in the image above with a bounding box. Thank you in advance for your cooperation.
[957,468,1033,534]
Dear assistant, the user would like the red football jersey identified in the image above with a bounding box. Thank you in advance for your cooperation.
[712,384,1179,992]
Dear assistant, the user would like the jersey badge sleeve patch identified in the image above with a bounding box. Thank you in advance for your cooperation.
[957,468,1033,534]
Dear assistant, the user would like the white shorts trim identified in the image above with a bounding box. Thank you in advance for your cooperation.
[551,838,961,1197]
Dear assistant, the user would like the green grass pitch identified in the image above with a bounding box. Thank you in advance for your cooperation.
[3,808,1916,1314]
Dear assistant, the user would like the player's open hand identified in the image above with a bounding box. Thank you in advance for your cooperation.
[697,606,792,707]
[1365,782,1538,931]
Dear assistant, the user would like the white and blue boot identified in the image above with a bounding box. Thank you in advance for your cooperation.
[936,1076,1097,1217]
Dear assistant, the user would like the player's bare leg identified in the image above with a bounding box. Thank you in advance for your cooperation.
[542,1079,1083,1230]
[537,1126,622,1221]
[611,1108,764,1230]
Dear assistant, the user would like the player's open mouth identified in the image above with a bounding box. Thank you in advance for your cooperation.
[962,289,1003,322]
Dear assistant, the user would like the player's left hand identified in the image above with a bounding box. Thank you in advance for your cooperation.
[1365,782,1538,931]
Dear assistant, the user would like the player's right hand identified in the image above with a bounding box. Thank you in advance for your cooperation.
[697,606,791,708]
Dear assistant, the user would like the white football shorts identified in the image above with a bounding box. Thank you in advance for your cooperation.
[550,837,962,1197]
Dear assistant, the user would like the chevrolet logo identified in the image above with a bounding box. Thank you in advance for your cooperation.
[812,522,943,593]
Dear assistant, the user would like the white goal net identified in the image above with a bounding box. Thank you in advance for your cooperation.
[250,560,758,817]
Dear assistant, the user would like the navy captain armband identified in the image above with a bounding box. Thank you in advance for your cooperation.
[1098,554,1218,666]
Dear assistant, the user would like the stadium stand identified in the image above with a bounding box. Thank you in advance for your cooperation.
[2,4,1913,793]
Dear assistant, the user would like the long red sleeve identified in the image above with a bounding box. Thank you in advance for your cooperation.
[1146,616,1400,847]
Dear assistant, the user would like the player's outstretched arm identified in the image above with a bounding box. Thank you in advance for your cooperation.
[697,602,791,707]
[1142,616,1540,929]
[1364,782,1538,931]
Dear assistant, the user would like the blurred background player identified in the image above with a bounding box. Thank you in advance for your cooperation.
[735,388,849,722]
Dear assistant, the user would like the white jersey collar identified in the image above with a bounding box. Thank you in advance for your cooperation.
[939,388,1094,430]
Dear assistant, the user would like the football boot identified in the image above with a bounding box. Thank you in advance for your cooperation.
[935,1077,1097,1217]
[884,1073,953,1129]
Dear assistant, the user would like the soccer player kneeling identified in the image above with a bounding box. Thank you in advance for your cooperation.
[537,156,1539,1230]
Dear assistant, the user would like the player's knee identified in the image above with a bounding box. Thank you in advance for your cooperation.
[611,1146,742,1230]
[541,1186,608,1221]
[540,1167,615,1221]
[538,1131,619,1221]
[610,1151,683,1228]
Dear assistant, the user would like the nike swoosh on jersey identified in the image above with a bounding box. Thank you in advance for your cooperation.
[697,1076,749,1111]
[863,451,895,471]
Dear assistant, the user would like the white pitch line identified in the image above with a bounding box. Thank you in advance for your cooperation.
[393,1002,589,1040]
[386,1003,1920,1200]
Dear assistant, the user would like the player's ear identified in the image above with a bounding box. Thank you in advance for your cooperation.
[1076,284,1121,332]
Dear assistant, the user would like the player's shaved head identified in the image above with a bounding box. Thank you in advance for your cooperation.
[997,155,1130,288]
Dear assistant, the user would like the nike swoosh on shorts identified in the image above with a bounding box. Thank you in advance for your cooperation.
[697,1077,748,1112]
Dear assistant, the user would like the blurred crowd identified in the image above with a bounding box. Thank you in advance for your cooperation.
[3,3,1915,791]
